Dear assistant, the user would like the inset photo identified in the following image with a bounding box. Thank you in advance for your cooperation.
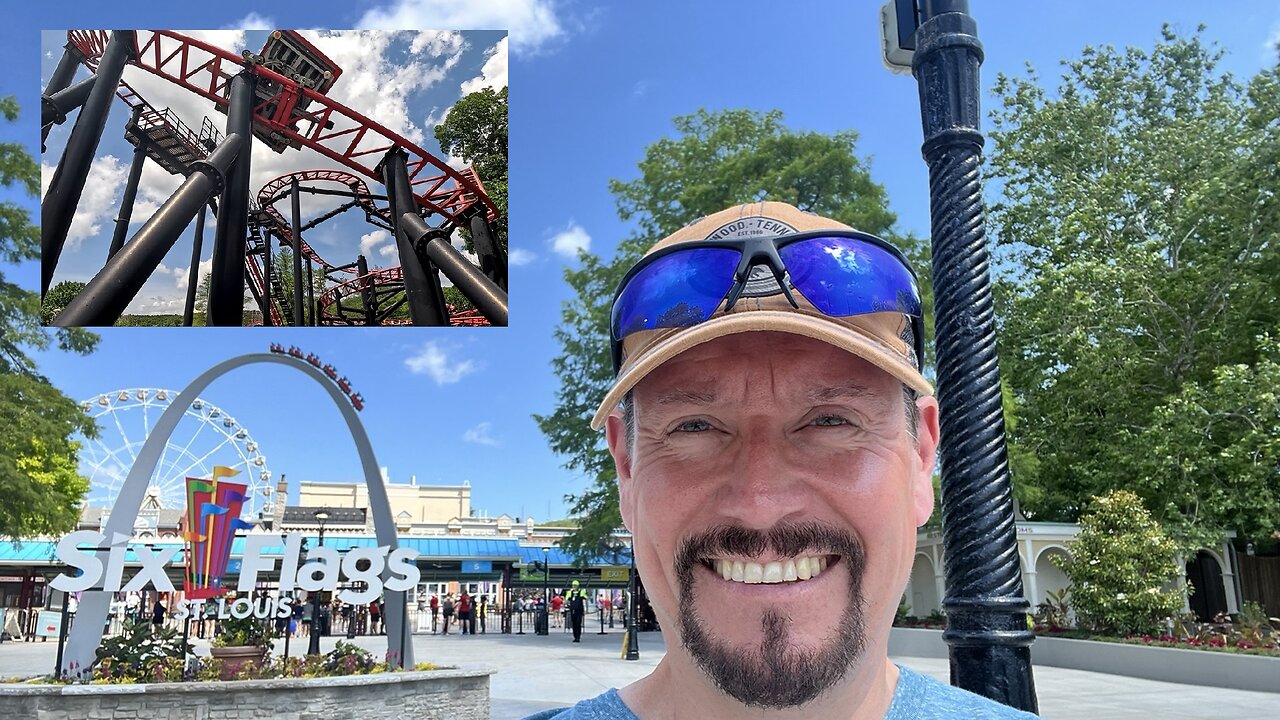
[41,29,508,327]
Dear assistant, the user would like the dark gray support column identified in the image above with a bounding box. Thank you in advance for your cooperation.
[41,75,96,145]
[55,134,243,327]
[291,178,304,327]
[41,41,86,147]
[208,70,256,326]
[108,107,147,261]
[907,0,1037,711]
[468,212,507,291]
[305,254,315,325]
[379,148,447,325]
[181,204,207,327]
[41,30,133,297]
[402,213,508,326]
[263,229,274,326]
[357,255,377,325]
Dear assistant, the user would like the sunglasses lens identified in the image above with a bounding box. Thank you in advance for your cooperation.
[779,236,921,317]
[612,247,741,338]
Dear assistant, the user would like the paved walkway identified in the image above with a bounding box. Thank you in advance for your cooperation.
[1,627,1275,718]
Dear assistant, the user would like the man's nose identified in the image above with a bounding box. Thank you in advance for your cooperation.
[713,420,808,526]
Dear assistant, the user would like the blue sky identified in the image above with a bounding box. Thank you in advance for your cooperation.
[5,1,1278,525]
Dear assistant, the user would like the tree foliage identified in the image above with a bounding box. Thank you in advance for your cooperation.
[40,280,86,325]
[1053,490,1184,636]
[1,96,97,375]
[536,108,923,563]
[0,98,98,540]
[435,86,508,256]
[987,28,1280,543]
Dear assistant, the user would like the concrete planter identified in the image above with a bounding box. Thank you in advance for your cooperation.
[209,645,270,679]
[889,627,1280,694]
[0,666,493,720]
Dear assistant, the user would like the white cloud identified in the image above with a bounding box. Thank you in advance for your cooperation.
[461,37,509,95]
[42,155,125,250]
[356,0,562,55]
[404,341,476,384]
[359,229,391,258]
[223,13,274,34]
[462,421,500,446]
[509,248,535,266]
[550,221,590,258]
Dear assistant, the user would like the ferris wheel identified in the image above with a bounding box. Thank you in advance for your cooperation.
[77,388,274,520]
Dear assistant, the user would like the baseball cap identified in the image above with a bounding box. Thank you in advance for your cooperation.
[591,201,932,431]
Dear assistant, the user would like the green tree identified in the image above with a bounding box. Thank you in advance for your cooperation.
[435,86,508,256]
[987,28,1279,542]
[536,108,923,563]
[1053,490,1183,636]
[40,280,86,324]
[0,96,97,539]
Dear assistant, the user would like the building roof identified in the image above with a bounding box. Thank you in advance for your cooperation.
[281,506,367,526]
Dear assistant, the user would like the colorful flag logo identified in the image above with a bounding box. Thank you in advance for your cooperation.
[183,466,253,599]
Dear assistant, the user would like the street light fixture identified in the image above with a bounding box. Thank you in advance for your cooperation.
[308,508,330,656]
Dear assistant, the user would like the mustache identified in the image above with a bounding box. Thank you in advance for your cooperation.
[675,521,864,569]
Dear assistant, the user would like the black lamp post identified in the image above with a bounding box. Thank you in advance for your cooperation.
[541,546,550,636]
[882,0,1036,711]
[308,509,330,656]
[626,537,640,660]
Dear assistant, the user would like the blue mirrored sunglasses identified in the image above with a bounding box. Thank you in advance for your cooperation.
[609,230,924,374]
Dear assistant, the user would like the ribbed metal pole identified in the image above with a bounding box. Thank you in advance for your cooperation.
[305,254,316,325]
[108,106,147,261]
[291,177,305,327]
[208,70,255,326]
[911,1,1037,711]
[54,134,242,327]
[380,148,447,325]
[41,30,133,296]
[181,204,207,327]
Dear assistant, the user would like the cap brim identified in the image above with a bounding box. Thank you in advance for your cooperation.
[590,310,934,431]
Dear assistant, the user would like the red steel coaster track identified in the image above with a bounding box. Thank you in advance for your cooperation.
[54,30,505,326]
[67,30,498,224]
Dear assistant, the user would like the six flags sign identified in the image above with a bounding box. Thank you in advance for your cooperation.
[50,466,419,620]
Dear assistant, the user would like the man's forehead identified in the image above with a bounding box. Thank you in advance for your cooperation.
[634,334,900,406]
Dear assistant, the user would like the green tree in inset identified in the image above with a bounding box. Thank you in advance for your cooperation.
[435,86,508,256]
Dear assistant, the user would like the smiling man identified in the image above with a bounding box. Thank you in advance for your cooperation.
[528,202,1038,719]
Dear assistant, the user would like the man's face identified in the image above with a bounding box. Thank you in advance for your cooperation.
[607,332,938,708]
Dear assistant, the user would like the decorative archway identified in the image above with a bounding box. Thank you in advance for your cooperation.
[63,353,413,674]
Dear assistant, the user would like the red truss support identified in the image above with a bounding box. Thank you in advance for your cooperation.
[66,30,500,225]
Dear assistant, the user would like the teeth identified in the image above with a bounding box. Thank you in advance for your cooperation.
[712,556,829,585]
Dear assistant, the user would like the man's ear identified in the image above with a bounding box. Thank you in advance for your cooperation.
[912,395,941,528]
[605,409,635,531]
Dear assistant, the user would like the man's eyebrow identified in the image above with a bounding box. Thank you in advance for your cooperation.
[809,383,883,404]
[655,389,717,406]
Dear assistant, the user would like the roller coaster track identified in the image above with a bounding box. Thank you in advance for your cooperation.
[66,30,498,225]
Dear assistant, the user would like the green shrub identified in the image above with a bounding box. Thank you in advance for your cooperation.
[1054,490,1183,635]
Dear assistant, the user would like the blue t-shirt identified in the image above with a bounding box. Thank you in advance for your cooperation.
[523,665,1038,719]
